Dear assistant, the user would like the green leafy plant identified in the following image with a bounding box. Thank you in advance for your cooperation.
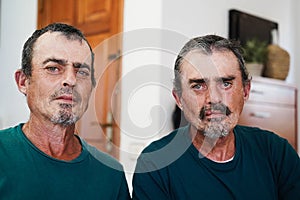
[243,38,268,63]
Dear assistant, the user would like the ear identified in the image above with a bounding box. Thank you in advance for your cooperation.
[172,89,183,110]
[15,69,29,96]
[243,81,251,101]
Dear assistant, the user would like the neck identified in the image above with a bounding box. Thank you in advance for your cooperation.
[190,126,235,162]
[22,115,82,161]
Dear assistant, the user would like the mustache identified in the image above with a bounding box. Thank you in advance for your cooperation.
[50,87,81,102]
[199,103,232,120]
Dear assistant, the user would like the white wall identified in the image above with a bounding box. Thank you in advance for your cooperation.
[0,0,37,129]
[120,0,163,188]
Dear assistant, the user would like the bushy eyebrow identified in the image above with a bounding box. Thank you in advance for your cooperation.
[73,62,91,71]
[43,58,91,71]
[189,78,207,84]
[216,76,236,82]
[188,76,236,84]
[43,58,67,65]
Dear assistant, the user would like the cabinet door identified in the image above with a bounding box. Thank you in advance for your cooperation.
[76,0,111,35]
[38,0,76,27]
[248,81,295,105]
[239,103,296,149]
[38,0,124,159]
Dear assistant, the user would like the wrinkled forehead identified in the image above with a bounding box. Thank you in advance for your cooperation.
[33,32,92,64]
[179,49,239,80]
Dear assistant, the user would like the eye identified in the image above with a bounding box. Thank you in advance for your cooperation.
[45,66,61,74]
[76,68,90,77]
[191,83,207,91]
[220,81,232,89]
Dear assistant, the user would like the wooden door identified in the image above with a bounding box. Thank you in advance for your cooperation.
[38,0,123,159]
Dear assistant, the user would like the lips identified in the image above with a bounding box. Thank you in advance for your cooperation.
[204,109,228,120]
[55,95,77,103]
[199,103,232,120]
[51,87,81,104]
[205,110,225,116]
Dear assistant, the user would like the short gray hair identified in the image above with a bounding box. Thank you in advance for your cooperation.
[173,35,250,96]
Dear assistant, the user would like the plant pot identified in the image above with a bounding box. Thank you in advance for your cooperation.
[245,63,264,77]
[263,44,290,80]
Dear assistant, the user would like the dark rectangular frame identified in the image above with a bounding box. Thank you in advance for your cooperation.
[229,9,278,46]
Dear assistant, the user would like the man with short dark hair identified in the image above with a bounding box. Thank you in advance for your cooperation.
[0,23,130,199]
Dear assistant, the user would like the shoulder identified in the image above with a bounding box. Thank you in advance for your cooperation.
[141,126,188,154]
[0,123,23,142]
[80,139,124,172]
[135,126,190,172]
[235,126,300,198]
[0,123,22,134]
[234,125,287,143]
[234,125,296,156]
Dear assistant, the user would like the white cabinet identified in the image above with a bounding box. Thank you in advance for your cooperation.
[238,77,297,150]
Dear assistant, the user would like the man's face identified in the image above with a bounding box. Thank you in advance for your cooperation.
[173,50,250,138]
[24,32,93,126]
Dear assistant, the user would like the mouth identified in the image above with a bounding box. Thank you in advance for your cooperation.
[199,104,232,120]
[55,95,78,104]
[204,111,228,122]
[51,88,82,105]
[205,110,226,117]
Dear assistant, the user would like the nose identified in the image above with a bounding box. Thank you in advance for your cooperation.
[62,67,77,87]
[205,85,222,104]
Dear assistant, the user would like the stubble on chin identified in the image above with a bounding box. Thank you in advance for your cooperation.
[202,118,230,139]
[50,103,79,126]
[198,103,233,139]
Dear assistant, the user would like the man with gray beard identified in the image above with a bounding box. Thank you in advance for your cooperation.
[132,35,300,199]
[0,23,130,199]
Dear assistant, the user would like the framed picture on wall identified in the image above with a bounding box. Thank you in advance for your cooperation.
[229,9,278,46]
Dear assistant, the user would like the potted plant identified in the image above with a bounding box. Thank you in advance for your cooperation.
[243,38,268,76]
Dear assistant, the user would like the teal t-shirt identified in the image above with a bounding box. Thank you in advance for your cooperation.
[0,124,130,200]
[133,125,300,199]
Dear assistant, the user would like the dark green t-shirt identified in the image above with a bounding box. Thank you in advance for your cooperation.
[133,125,300,199]
[0,124,130,200]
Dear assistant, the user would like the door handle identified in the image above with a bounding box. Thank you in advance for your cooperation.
[250,111,271,119]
